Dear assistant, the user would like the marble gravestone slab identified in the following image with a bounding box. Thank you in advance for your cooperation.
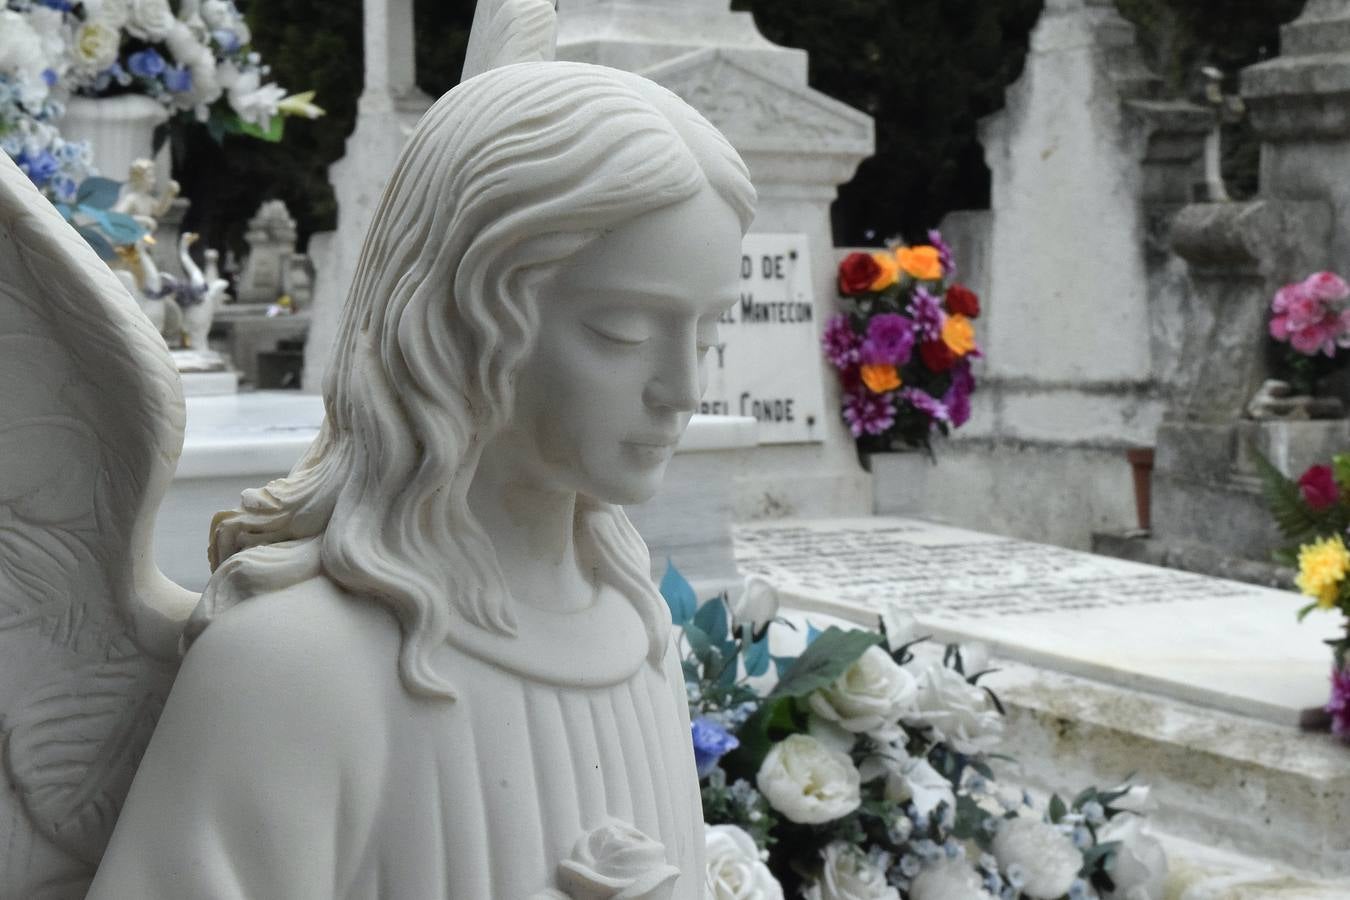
[734,517,1340,726]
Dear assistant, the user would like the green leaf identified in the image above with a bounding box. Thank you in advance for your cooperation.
[660,561,697,626]
[1251,447,1331,543]
[693,597,729,647]
[74,176,122,210]
[742,635,771,677]
[1296,601,1320,622]
[235,114,286,142]
[768,627,883,699]
[1334,454,1350,494]
[1048,793,1067,824]
[721,696,798,775]
[683,622,712,664]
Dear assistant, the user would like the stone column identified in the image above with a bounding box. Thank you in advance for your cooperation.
[558,0,877,520]
[303,0,431,391]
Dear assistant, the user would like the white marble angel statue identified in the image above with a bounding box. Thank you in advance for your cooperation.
[0,0,755,897]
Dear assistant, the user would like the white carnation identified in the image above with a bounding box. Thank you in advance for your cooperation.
[992,818,1082,899]
[125,0,175,42]
[908,857,994,900]
[802,843,898,900]
[756,734,861,825]
[704,824,783,900]
[1099,816,1167,900]
[902,662,1003,755]
[808,646,917,737]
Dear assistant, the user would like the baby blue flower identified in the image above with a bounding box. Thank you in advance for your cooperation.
[898,854,921,878]
[128,50,166,80]
[1073,825,1092,849]
[41,69,57,88]
[212,29,242,53]
[690,717,738,778]
[1005,863,1026,889]
[163,66,193,94]
[1069,878,1093,900]
[1082,800,1106,825]
[50,175,77,203]
[18,149,58,187]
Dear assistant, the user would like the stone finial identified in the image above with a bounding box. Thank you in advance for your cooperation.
[1242,0,1350,139]
[237,200,298,305]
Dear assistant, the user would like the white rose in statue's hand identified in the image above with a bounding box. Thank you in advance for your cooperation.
[125,0,175,41]
[991,818,1081,899]
[902,662,1003,755]
[907,857,994,900]
[756,734,861,825]
[1099,816,1167,900]
[808,646,917,737]
[546,819,679,900]
[802,843,899,900]
[704,824,783,900]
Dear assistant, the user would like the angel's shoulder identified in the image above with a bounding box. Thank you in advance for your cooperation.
[174,576,402,734]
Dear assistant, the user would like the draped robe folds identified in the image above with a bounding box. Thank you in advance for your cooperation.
[87,578,706,899]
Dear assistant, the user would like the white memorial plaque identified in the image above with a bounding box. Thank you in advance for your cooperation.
[700,233,826,444]
[735,517,1342,726]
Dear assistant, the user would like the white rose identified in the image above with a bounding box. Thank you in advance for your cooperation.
[879,603,917,652]
[809,646,917,738]
[902,662,1003,755]
[125,0,175,42]
[704,824,783,900]
[733,574,779,635]
[26,8,68,73]
[1099,816,1167,900]
[756,734,861,825]
[802,843,898,900]
[86,0,131,30]
[885,756,954,818]
[71,22,122,73]
[908,858,994,900]
[199,0,234,31]
[0,12,45,80]
[991,818,1081,899]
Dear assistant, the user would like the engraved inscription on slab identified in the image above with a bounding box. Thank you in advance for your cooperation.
[734,521,1274,620]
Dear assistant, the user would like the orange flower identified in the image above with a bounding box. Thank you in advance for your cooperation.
[896,245,943,281]
[869,251,899,291]
[860,363,901,394]
[941,313,976,356]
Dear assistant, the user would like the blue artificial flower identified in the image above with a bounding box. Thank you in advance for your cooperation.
[163,66,193,93]
[41,69,57,88]
[212,29,242,53]
[690,717,738,778]
[128,50,166,80]
[1068,878,1093,900]
[18,150,59,188]
[38,0,76,10]
[50,175,77,203]
[1005,863,1026,890]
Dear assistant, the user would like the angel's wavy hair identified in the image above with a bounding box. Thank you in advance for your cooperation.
[193,62,756,698]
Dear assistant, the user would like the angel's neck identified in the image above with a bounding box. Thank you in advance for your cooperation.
[467,460,594,613]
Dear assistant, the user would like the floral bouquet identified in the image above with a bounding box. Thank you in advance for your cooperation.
[1268,271,1350,397]
[1254,452,1350,740]
[661,565,1165,899]
[824,230,980,453]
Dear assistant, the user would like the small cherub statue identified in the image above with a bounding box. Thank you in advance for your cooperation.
[110,158,181,232]
[0,0,754,897]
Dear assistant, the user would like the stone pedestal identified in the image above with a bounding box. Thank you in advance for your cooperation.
[303,0,431,391]
[558,0,876,519]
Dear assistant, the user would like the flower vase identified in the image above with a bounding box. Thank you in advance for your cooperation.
[59,95,170,184]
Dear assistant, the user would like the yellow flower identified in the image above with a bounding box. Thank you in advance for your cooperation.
[941,313,976,356]
[869,252,899,291]
[1296,535,1350,609]
[278,91,326,119]
[860,364,901,394]
[896,245,943,281]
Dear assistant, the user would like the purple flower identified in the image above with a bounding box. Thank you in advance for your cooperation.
[900,387,950,426]
[822,314,861,369]
[908,287,946,341]
[1328,665,1350,741]
[128,49,167,79]
[163,66,193,93]
[861,313,916,366]
[843,388,896,437]
[928,228,955,277]
[691,717,739,778]
[943,361,974,428]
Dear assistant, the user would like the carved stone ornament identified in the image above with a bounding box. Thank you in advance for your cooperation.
[0,0,756,896]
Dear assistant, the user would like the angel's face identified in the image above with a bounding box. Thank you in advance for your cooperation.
[497,186,742,505]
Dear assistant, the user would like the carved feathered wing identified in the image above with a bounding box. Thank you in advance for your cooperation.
[0,152,198,898]
[462,0,558,81]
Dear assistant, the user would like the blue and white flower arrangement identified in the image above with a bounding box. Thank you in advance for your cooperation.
[660,563,1167,900]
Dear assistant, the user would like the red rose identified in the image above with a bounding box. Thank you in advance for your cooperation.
[1298,464,1340,510]
[919,339,956,373]
[946,283,981,318]
[838,252,882,295]
[839,364,862,392]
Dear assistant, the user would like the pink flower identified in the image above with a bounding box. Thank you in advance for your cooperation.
[1303,271,1350,303]
[842,387,895,437]
[822,315,861,369]
[1298,464,1339,510]
[1327,665,1350,741]
[1270,272,1350,356]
